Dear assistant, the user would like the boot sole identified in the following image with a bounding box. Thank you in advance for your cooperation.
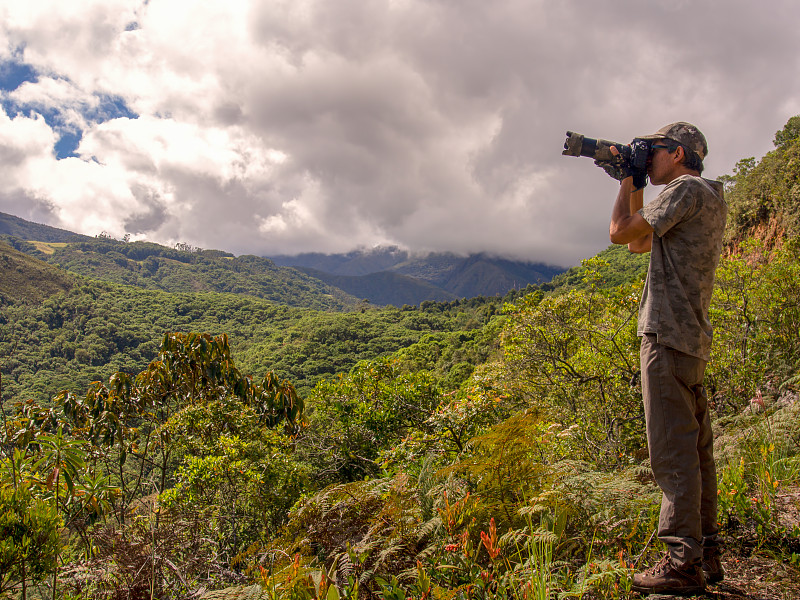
[631,583,706,595]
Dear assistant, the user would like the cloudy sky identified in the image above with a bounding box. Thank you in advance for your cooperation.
[1,0,799,267]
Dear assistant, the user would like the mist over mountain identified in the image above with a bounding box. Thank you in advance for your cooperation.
[269,247,565,304]
[294,268,459,306]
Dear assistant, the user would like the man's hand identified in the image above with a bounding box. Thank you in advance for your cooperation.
[595,147,648,190]
[594,156,630,181]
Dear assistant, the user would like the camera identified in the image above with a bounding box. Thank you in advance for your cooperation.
[562,131,652,177]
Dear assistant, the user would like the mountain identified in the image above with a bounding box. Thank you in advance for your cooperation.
[269,247,565,303]
[1,213,359,311]
[296,267,459,305]
[0,211,91,243]
[0,238,500,405]
[269,246,412,276]
[396,253,563,297]
[1,211,565,307]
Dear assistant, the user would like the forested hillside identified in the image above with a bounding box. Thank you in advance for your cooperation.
[0,241,76,305]
[1,219,565,308]
[2,117,800,600]
[722,115,800,246]
[1,240,502,404]
[1,234,360,310]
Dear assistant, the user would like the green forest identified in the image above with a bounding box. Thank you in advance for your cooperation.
[2,117,800,600]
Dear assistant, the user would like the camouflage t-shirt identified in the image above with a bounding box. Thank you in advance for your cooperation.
[637,174,728,361]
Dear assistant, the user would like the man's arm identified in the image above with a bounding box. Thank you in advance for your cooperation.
[610,177,653,253]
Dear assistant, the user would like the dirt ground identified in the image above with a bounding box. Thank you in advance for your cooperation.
[641,487,800,600]
[636,553,799,600]
[703,550,800,600]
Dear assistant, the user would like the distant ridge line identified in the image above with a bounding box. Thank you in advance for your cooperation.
[0,211,91,243]
[269,247,565,303]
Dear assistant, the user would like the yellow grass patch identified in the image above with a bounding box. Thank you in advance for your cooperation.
[30,241,67,255]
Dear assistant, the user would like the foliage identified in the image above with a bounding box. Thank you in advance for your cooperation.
[1,332,308,598]
[31,236,360,310]
[539,245,648,293]
[299,358,443,486]
[709,239,800,411]
[264,474,432,597]
[715,399,800,554]
[161,424,310,558]
[721,115,800,244]
[0,241,75,305]
[57,332,304,517]
[501,259,644,465]
[0,210,90,244]
[440,412,564,524]
[0,481,62,596]
[535,462,660,561]
[0,416,114,598]
[240,306,482,396]
[60,502,229,600]
[3,116,800,599]
[384,366,517,469]
[392,315,504,392]
[264,456,656,600]
[1,266,496,406]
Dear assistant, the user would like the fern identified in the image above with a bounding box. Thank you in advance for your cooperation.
[201,584,266,600]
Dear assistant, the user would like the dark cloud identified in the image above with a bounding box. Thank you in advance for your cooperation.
[2,1,800,266]
[123,184,169,234]
[0,189,57,224]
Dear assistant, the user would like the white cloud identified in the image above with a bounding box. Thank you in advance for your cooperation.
[10,77,87,110]
[0,109,55,165]
[2,0,800,265]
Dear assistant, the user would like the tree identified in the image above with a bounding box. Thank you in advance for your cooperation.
[34,426,89,600]
[723,114,800,244]
[300,358,442,485]
[61,332,305,521]
[501,260,644,464]
[709,240,800,409]
[0,481,61,598]
[774,115,800,148]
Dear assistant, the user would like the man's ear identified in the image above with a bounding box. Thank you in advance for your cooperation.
[673,145,686,165]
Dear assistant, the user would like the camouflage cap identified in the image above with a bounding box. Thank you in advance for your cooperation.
[640,122,708,160]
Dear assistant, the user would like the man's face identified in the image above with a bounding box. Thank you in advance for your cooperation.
[647,139,680,185]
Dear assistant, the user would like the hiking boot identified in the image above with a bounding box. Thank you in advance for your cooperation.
[702,547,724,584]
[631,554,706,595]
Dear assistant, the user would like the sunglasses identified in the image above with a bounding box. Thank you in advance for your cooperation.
[651,143,679,153]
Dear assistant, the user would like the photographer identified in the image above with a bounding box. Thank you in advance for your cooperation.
[604,123,728,595]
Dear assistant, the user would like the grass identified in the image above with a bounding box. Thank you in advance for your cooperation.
[30,241,67,255]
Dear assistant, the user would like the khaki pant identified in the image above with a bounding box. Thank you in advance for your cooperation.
[640,334,719,566]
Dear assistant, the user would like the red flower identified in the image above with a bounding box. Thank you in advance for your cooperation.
[480,517,501,560]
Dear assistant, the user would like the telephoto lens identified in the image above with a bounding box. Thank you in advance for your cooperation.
[562,131,631,162]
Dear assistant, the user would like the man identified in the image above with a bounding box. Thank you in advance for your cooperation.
[603,122,728,595]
